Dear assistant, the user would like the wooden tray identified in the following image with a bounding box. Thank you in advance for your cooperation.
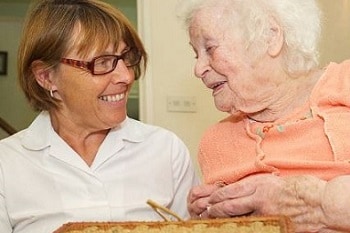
[54,215,294,233]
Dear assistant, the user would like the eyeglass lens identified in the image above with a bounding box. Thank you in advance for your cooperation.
[93,49,141,75]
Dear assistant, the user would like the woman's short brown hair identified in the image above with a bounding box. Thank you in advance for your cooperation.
[18,0,147,111]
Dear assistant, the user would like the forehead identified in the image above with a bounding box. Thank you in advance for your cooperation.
[192,3,225,25]
[189,5,238,43]
[189,8,220,35]
[66,22,122,57]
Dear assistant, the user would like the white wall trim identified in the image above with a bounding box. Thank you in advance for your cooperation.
[137,0,154,124]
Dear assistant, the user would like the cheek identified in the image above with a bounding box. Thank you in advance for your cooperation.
[211,59,233,78]
[211,50,242,76]
[57,73,104,103]
[225,69,259,102]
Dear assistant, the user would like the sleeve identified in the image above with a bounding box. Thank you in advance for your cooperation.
[168,135,200,220]
[321,175,350,231]
[311,61,350,161]
[0,160,13,232]
[311,60,350,108]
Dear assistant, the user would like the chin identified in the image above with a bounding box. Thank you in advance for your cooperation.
[223,105,244,117]
[215,102,230,112]
[230,110,244,118]
[109,114,127,126]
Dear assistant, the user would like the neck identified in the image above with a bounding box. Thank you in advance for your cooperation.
[247,69,323,123]
[49,110,109,166]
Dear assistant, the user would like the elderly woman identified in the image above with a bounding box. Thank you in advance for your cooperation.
[0,0,199,232]
[181,0,350,232]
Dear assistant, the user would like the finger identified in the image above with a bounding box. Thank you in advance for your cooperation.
[188,196,211,218]
[208,195,255,218]
[187,184,222,218]
[187,184,219,203]
[209,181,256,204]
[193,205,212,220]
[200,210,209,220]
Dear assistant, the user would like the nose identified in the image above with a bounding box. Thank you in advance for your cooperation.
[110,60,134,84]
[194,55,210,79]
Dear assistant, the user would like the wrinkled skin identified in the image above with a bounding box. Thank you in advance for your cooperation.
[188,174,350,233]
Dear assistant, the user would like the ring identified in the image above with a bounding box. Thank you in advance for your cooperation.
[206,205,211,213]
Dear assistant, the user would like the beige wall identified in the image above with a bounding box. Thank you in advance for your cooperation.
[137,0,350,175]
[318,0,350,66]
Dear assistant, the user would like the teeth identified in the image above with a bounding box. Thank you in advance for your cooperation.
[211,82,225,89]
[99,93,125,102]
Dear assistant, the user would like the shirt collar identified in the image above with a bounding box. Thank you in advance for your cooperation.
[21,111,146,151]
[114,117,146,143]
[21,111,52,150]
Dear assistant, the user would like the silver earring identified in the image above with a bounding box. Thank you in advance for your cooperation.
[50,89,54,97]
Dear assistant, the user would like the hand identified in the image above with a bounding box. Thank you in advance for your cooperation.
[187,183,222,219]
[206,174,328,232]
[207,174,285,217]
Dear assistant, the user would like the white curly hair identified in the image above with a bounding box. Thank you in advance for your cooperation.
[177,0,322,76]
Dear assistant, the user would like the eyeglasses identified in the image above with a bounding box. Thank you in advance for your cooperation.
[60,48,141,75]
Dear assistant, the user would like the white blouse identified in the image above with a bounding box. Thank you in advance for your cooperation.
[0,112,199,233]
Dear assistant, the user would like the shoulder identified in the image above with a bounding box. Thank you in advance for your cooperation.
[319,60,350,86]
[124,119,192,165]
[124,118,185,143]
[0,130,26,151]
[202,115,244,136]
[311,60,350,107]
[0,130,28,164]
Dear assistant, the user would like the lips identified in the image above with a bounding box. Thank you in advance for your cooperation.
[209,81,226,90]
[99,93,125,102]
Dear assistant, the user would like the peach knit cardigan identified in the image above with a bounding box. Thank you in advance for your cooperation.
[198,60,350,184]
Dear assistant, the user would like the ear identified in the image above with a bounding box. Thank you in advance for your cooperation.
[31,60,57,91]
[266,17,284,57]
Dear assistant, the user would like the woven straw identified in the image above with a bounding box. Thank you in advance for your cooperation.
[54,200,294,233]
[54,215,293,233]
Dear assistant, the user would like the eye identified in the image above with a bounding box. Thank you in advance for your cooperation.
[190,47,198,59]
[95,57,113,67]
[205,45,217,55]
[124,48,139,66]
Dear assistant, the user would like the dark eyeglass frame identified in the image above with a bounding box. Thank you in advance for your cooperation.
[60,48,141,75]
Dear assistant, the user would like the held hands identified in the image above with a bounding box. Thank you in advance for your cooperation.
[188,174,330,232]
[188,174,286,219]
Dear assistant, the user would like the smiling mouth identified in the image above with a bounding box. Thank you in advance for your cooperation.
[99,93,126,102]
[210,81,226,90]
